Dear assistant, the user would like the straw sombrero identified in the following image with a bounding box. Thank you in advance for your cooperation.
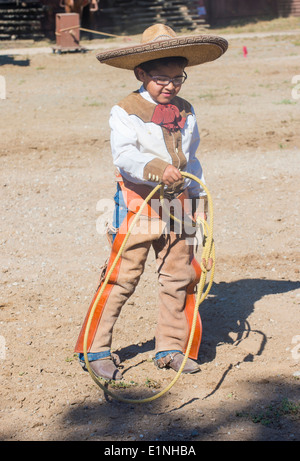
[96,24,228,70]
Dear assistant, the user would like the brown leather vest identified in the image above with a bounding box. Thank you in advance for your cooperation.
[117,91,193,171]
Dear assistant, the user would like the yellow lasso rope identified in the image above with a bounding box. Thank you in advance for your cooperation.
[83,172,215,403]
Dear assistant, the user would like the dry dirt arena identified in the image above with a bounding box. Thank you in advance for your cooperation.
[0,29,300,442]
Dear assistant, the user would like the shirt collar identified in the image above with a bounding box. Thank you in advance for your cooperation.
[138,84,158,105]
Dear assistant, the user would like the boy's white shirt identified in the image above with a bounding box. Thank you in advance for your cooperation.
[109,85,206,198]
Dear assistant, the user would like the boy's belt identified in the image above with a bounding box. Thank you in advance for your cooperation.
[116,173,190,219]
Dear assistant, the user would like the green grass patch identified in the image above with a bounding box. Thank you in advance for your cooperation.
[236,398,300,427]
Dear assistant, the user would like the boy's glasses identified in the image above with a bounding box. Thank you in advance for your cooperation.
[146,71,187,87]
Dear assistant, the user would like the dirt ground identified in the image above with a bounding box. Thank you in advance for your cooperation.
[1,27,300,442]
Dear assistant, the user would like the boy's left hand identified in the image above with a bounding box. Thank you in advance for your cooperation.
[202,258,213,271]
[196,212,207,223]
[195,212,213,272]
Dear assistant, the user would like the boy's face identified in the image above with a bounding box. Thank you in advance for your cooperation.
[136,63,185,104]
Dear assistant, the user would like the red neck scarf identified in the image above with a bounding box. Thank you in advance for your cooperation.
[151,104,186,132]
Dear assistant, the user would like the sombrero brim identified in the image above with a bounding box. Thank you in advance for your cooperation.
[96,35,228,70]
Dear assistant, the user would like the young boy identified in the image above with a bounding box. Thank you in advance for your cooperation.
[75,24,228,380]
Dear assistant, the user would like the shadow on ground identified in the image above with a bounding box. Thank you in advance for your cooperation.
[115,278,300,366]
[57,378,299,441]
[0,56,30,66]
[58,277,299,441]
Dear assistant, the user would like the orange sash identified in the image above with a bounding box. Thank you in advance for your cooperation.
[75,211,135,353]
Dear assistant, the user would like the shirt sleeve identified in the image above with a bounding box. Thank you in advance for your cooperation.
[109,105,169,183]
[185,108,206,198]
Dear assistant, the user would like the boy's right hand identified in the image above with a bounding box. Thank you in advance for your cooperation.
[162,165,182,186]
